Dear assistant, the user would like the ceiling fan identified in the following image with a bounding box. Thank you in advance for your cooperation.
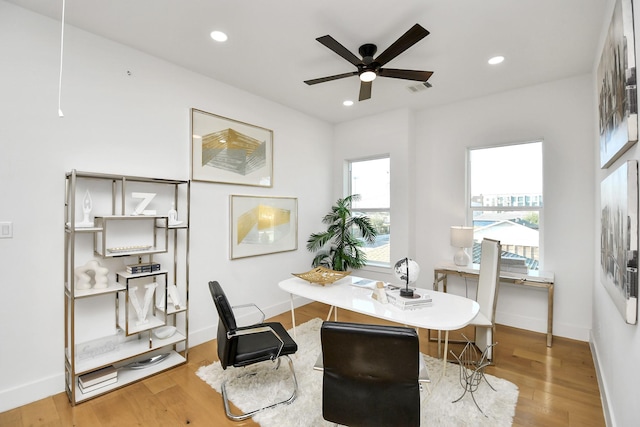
[304,23,433,101]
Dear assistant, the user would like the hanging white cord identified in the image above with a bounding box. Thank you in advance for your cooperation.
[58,0,65,118]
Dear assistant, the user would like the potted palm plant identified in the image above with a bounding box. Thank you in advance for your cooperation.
[306,195,378,271]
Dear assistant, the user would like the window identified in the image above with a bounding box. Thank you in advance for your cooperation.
[348,156,390,267]
[468,141,543,270]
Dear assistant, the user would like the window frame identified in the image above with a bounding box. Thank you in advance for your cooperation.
[466,140,544,270]
[347,155,391,268]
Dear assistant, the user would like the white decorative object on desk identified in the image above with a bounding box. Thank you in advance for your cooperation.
[394,257,420,298]
[74,260,109,290]
[75,190,94,227]
[371,281,388,304]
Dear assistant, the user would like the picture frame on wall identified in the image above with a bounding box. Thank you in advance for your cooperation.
[600,160,638,324]
[191,108,273,187]
[597,0,638,169]
[230,195,298,259]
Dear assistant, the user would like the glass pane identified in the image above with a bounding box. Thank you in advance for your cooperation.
[353,210,390,266]
[469,142,542,208]
[351,157,390,209]
[472,210,540,269]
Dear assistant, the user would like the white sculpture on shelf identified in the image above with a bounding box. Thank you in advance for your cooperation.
[132,192,157,215]
[74,260,109,290]
[168,202,182,226]
[157,284,183,311]
[129,283,157,325]
[75,190,94,228]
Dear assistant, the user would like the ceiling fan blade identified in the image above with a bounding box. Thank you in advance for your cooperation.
[374,24,430,66]
[304,71,358,85]
[378,68,433,81]
[316,35,363,66]
[359,81,372,101]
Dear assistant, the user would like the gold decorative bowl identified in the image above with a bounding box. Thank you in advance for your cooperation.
[292,267,351,286]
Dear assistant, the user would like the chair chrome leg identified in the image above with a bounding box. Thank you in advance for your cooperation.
[221,355,298,421]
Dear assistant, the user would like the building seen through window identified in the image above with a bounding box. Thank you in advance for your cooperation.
[349,156,390,267]
[469,141,543,270]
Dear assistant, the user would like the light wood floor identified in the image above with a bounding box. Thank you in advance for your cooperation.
[1,301,605,426]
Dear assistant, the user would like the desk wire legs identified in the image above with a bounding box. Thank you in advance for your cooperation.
[449,335,497,416]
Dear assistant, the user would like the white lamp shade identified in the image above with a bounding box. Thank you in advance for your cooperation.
[450,226,474,248]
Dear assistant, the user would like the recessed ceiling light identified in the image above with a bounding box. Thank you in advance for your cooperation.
[343,100,354,107]
[210,31,228,42]
[488,56,505,65]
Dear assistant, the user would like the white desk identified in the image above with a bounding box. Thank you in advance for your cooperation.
[279,276,480,372]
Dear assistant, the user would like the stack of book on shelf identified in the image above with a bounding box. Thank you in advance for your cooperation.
[500,257,528,274]
[79,365,118,394]
[386,289,432,310]
[126,262,161,274]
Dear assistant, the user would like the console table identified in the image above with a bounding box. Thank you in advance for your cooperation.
[433,262,555,346]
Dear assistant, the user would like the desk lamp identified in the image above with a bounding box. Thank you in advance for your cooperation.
[450,226,474,266]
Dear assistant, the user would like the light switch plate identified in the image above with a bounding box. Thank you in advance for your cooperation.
[0,222,13,238]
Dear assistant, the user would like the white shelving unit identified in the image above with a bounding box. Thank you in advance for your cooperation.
[64,170,190,405]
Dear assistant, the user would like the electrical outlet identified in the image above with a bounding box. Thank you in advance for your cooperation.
[0,222,13,238]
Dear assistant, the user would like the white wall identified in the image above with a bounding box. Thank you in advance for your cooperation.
[332,109,416,282]
[413,75,596,341]
[0,2,332,411]
[330,74,596,343]
[590,1,640,426]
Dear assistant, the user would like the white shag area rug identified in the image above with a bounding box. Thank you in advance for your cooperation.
[196,318,518,426]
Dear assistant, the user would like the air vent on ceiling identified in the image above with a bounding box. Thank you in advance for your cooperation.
[407,81,433,93]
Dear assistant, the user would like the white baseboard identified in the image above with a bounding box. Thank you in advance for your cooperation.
[589,333,614,427]
[0,372,63,413]
[496,311,590,342]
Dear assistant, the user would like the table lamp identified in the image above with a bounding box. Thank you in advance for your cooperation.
[450,226,474,266]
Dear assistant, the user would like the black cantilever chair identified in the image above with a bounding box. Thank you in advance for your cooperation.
[208,281,299,421]
[320,321,424,427]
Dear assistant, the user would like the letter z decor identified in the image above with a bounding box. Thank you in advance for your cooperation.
[230,195,297,259]
[191,108,273,187]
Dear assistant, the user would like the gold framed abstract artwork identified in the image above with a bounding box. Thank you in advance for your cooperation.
[230,195,298,259]
[191,108,273,187]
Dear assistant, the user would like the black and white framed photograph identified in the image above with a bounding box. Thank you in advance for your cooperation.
[600,160,638,324]
[597,0,638,168]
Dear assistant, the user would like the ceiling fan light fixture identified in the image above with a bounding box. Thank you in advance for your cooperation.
[210,30,228,42]
[359,71,377,82]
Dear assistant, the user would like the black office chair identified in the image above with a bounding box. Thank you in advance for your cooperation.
[320,321,423,427]
[208,281,299,421]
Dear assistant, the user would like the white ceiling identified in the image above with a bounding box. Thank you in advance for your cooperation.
[7,0,608,123]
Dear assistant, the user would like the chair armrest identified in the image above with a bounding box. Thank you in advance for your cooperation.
[227,325,285,360]
[313,353,323,371]
[418,355,430,383]
[231,303,266,325]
